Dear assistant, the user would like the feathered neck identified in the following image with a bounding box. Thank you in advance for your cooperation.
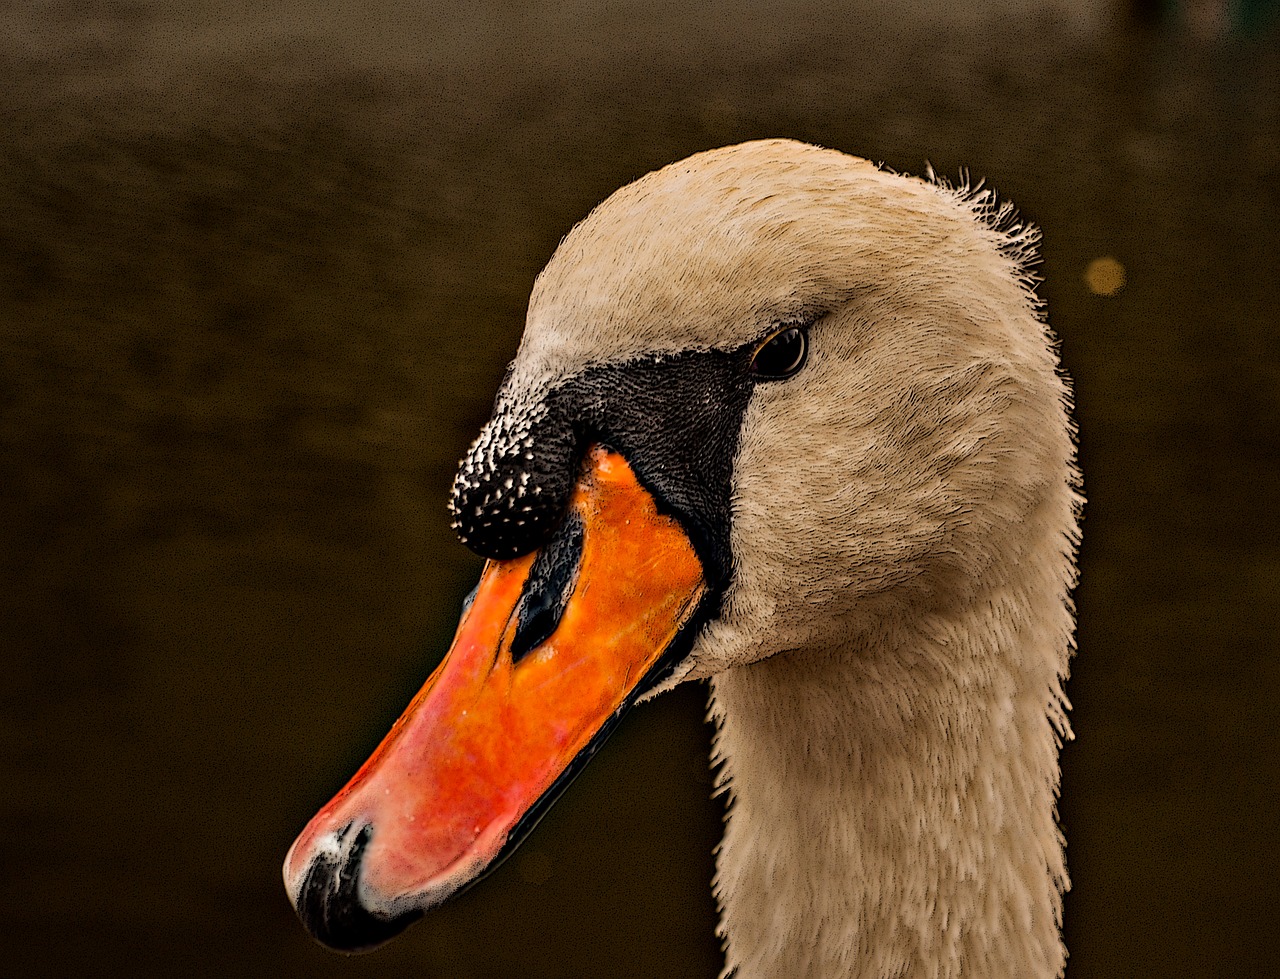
[707,505,1074,979]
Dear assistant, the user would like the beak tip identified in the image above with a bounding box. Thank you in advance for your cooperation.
[286,822,422,954]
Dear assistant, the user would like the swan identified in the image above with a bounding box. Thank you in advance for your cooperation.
[283,139,1081,978]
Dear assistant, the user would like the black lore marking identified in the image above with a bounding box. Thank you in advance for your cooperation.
[510,509,585,664]
[449,344,759,592]
[295,824,422,953]
[571,349,754,591]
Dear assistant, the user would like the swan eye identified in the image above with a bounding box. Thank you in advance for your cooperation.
[750,327,808,380]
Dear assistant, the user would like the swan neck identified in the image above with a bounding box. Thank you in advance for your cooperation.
[708,573,1071,979]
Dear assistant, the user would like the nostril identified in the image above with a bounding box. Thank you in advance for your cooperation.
[510,509,586,663]
[293,823,422,953]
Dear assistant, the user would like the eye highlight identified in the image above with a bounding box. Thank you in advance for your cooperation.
[750,326,808,380]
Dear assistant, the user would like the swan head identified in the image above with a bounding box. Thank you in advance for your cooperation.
[508,138,1071,683]
[283,139,1076,951]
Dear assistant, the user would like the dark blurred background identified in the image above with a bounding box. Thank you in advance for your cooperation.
[2,1,1277,976]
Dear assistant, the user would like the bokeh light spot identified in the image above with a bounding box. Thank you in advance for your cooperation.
[1085,256,1127,297]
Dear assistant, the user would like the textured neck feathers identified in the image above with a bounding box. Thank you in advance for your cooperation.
[708,494,1074,979]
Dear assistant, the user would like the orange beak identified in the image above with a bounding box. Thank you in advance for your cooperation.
[283,446,706,950]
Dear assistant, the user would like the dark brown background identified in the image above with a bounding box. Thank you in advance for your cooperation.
[2,1,1278,976]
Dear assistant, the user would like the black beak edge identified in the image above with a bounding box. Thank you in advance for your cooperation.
[293,823,422,953]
